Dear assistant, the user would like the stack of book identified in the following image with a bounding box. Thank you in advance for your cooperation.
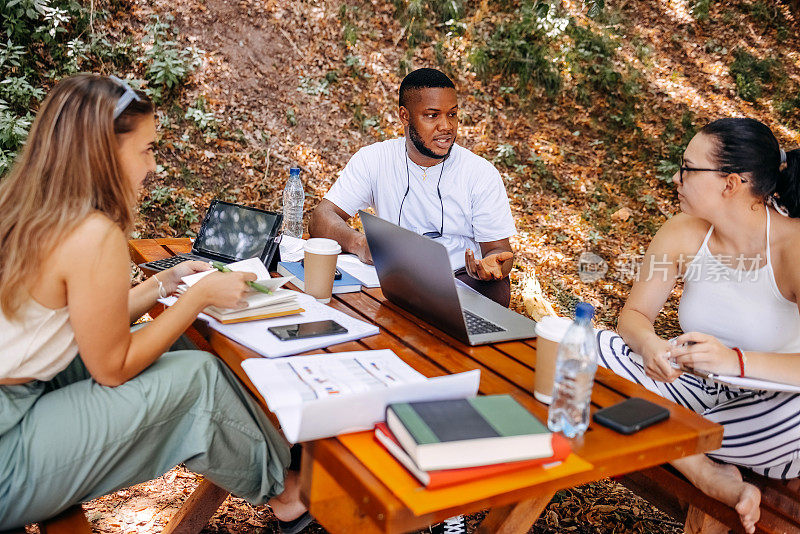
[177,270,304,324]
[277,261,363,294]
[376,395,570,489]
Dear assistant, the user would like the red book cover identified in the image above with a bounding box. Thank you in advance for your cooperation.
[374,423,571,489]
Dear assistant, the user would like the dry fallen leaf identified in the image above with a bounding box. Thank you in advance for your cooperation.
[611,207,633,222]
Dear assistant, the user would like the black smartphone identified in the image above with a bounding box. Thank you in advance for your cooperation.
[268,320,348,341]
[592,397,670,435]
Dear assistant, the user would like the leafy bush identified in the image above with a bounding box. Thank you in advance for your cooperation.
[185,95,218,132]
[0,3,202,178]
[394,0,465,46]
[140,16,202,102]
[140,185,200,235]
[469,1,567,97]
[567,24,640,129]
[691,0,712,21]
[0,0,95,176]
[729,47,779,102]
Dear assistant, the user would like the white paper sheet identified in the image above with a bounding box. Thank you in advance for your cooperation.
[159,290,379,358]
[337,254,380,288]
[180,257,274,286]
[242,350,481,442]
[279,235,306,262]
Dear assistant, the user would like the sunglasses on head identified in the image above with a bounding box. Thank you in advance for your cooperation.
[109,75,142,119]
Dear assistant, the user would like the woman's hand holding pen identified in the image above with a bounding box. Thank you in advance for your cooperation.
[191,270,257,309]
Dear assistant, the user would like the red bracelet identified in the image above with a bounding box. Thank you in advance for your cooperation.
[733,347,746,378]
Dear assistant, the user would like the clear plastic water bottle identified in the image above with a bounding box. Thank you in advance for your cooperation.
[547,302,599,438]
[282,166,304,238]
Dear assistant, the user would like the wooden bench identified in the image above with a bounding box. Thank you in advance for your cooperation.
[621,465,800,534]
[1,477,227,534]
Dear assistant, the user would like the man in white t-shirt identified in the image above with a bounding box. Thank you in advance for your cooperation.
[309,68,516,307]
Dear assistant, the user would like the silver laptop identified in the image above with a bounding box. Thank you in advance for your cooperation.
[360,211,537,345]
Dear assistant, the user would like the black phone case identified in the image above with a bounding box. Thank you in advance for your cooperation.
[268,321,347,341]
[592,397,670,435]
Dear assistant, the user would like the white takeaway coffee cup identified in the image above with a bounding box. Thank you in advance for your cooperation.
[534,316,573,405]
[303,238,342,303]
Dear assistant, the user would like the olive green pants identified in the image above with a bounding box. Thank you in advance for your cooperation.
[0,334,290,529]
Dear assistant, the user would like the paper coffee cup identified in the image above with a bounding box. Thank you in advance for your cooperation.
[303,238,342,303]
[534,316,572,405]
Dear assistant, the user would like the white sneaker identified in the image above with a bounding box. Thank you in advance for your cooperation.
[429,515,466,534]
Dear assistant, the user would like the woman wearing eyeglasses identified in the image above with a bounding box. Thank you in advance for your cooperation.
[0,75,308,531]
[597,117,800,532]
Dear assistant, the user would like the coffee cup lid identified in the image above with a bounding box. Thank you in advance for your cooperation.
[304,238,342,255]
[535,315,572,341]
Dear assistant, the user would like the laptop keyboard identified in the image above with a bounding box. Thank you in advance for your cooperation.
[143,255,192,271]
[463,310,506,335]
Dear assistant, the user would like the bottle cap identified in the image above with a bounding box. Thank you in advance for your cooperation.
[289,167,301,176]
[574,302,595,321]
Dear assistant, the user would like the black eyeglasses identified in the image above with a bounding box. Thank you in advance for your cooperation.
[679,157,747,183]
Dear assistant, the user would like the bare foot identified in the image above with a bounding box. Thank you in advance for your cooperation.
[672,454,761,533]
[268,470,307,522]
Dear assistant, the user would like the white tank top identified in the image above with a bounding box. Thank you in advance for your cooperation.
[678,209,800,353]
[0,299,78,381]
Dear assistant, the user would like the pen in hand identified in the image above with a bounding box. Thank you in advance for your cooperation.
[210,261,273,294]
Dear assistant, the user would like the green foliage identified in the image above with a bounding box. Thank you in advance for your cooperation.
[298,76,332,96]
[394,0,465,47]
[494,143,517,166]
[691,0,713,21]
[0,0,94,176]
[0,3,200,177]
[729,47,778,102]
[350,103,380,132]
[140,186,200,235]
[469,1,567,97]
[140,16,202,102]
[338,5,361,46]
[285,107,297,126]
[567,24,640,129]
[185,95,217,132]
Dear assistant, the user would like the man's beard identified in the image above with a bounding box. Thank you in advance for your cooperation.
[408,122,452,160]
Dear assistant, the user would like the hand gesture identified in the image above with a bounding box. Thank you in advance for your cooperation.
[642,337,682,383]
[670,332,740,376]
[465,249,513,281]
[190,271,257,309]
[160,261,213,294]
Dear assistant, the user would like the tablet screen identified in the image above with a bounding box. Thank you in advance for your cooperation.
[194,201,279,260]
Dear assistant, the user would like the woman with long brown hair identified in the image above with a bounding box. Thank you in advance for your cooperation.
[0,75,308,530]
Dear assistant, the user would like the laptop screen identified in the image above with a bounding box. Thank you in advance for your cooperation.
[193,201,279,260]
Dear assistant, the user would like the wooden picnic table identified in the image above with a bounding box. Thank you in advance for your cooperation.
[129,238,723,534]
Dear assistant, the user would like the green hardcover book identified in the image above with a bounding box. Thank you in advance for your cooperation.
[385,395,553,471]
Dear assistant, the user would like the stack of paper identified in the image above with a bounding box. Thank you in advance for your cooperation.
[241,349,480,442]
[337,254,380,288]
[206,291,380,357]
